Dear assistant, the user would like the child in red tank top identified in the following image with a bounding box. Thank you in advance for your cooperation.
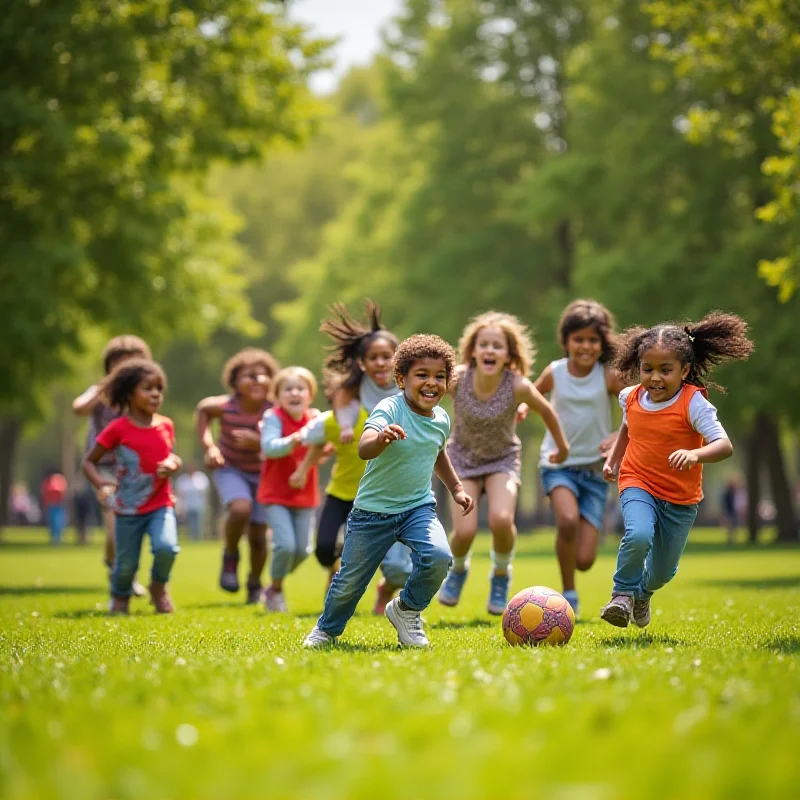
[259,367,321,613]
[600,313,752,629]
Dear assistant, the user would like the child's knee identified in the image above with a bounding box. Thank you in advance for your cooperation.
[576,554,596,572]
[382,558,411,588]
[228,499,253,521]
[556,509,580,533]
[488,510,515,534]
[426,545,452,577]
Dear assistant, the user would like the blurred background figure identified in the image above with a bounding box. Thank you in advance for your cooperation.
[720,475,746,545]
[72,475,98,546]
[40,469,68,545]
[11,482,37,526]
[176,463,211,541]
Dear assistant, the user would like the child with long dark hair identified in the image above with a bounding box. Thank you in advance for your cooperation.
[601,312,753,628]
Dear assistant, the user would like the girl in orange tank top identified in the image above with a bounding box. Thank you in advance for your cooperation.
[599,313,753,629]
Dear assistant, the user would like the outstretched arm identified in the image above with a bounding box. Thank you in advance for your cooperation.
[72,384,102,416]
[289,443,326,489]
[434,448,474,516]
[195,395,228,469]
[603,422,629,482]
[514,376,569,464]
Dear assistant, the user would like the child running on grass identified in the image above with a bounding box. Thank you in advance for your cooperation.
[304,334,474,649]
[600,312,753,628]
[73,335,152,596]
[533,300,626,617]
[438,312,569,615]
[83,359,181,614]
[259,367,320,613]
[196,348,279,604]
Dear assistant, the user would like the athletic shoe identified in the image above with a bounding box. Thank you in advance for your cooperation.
[303,626,336,648]
[562,589,580,619]
[372,578,394,616]
[219,551,240,593]
[148,582,175,614]
[245,578,263,605]
[263,587,288,613]
[487,570,511,616]
[600,594,633,627]
[633,594,651,628]
[131,579,147,598]
[385,598,429,648]
[438,568,468,607]
[108,595,130,615]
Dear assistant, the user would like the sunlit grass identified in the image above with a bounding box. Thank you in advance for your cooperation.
[1,526,799,799]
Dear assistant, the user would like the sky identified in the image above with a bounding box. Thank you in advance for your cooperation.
[289,0,402,94]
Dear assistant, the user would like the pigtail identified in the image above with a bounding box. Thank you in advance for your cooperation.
[612,325,649,385]
[684,311,753,390]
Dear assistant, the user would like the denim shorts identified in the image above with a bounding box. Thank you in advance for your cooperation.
[541,466,609,531]
[212,466,268,525]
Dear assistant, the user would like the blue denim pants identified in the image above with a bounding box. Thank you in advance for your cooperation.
[317,503,452,638]
[112,507,180,597]
[613,487,698,598]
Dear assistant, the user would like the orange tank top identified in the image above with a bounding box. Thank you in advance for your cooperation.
[618,384,705,505]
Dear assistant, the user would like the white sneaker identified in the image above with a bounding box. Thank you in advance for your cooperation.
[385,598,429,648]
[302,626,336,648]
[264,587,288,612]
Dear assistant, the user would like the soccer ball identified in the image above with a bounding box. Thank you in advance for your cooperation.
[502,586,575,646]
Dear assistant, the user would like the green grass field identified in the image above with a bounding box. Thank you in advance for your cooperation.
[1,526,799,800]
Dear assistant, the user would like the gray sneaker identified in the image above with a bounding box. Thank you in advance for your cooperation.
[303,626,336,649]
[219,551,240,593]
[385,598,429,648]
[633,595,651,628]
[438,568,468,607]
[600,594,633,627]
[263,587,288,613]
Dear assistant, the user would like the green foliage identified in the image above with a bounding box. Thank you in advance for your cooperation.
[2,528,799,798]
[0,0,326,410]
[644,0,800,298]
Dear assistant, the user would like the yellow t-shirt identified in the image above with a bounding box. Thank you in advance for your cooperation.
[304,408,369,502]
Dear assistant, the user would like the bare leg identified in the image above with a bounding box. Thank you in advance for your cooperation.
[448,478,482,562]
[550,486,580,591]
[575,518,600,573]
[224,499,251,556]
[485,473,519,575]
[247,522,268,583]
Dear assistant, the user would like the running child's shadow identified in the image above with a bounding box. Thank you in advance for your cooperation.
[597,632,687,649]
[430,618,493,630]
[762,635,800,654]
[0,585,100,596]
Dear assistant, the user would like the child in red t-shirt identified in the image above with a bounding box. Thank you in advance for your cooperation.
[83,359,182,615]
[40,471,68,545]
[258,367,320,613]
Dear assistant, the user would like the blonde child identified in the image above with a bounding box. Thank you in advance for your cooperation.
[82,359,181,614]
[304,334,474,649]
[601,312,753,627]
[438,312,569,615]
[534,299,626,616]
[196,348,279,603]
[258,367,320,612]
[73,334,152,594]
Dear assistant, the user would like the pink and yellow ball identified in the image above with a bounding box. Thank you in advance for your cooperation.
[502,586,575,646]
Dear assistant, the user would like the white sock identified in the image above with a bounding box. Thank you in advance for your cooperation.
[452,554,470,572]
[491,549,514,574]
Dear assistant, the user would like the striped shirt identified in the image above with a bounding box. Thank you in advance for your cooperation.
[218,396,272,474]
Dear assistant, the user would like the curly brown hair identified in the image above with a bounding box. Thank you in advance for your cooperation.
[102,335,151,374]
[221,348,280,393]
[393,334,457,385]
[101,358,167,411]
[614,311,753,391]
[557,299,617,363]
[320,300,399,398]
[458,311,535,377]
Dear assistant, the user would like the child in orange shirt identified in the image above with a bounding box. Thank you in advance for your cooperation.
[601,312,752,628]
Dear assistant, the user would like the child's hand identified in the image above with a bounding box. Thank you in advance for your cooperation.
[288,469,307,490]
[598,433,617,458]
[318,442,336,465]
[96,483,116,507]
[379,424,407,446]
[231,428,260,447]
[668,449,698,471]
[339,426,355,444]
[603,460,618,482]
[156,455,180,477]
[515,403,530,423]
[453,489,474,516]
[204,445,225,469]
[548,445,569,464]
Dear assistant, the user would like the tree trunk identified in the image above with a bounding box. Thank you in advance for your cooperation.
[744,421,762,543]
[757,412,798,542]
[0,415,22,533]
[554,217,573,290]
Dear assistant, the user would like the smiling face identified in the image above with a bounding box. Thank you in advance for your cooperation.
[359,336,396,388]
[130,373,164,416]
[398,357,448,416]
[639,346,689,402]
[276,376,312,419]
[565,325,603,374]
[234,363,270,403]
[472,326,510,377]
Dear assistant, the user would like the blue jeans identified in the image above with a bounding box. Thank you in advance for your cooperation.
[541,466,609,531]
[113,507,180,597]
[265,505,314,581]
[613,488,697,598]
[47,504,66,544]
[317,503,452,637]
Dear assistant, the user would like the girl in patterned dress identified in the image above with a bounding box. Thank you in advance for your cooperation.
[438,312,569,615]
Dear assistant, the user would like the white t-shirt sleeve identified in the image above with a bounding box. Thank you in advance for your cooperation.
[618,387,634,425]
[301,413,328,446]
[688,393,727,442]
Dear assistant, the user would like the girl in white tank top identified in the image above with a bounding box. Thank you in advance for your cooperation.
[534,300,626,618]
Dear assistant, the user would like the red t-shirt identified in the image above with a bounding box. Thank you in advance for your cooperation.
[96,415,176,515]
[41,474,68,507]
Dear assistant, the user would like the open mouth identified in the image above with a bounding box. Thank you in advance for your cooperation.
[419,389,439,401]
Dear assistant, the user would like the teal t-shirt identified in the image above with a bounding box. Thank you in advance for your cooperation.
[354,394,451,514]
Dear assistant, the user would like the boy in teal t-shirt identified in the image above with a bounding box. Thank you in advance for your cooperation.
[304,335,474,650]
